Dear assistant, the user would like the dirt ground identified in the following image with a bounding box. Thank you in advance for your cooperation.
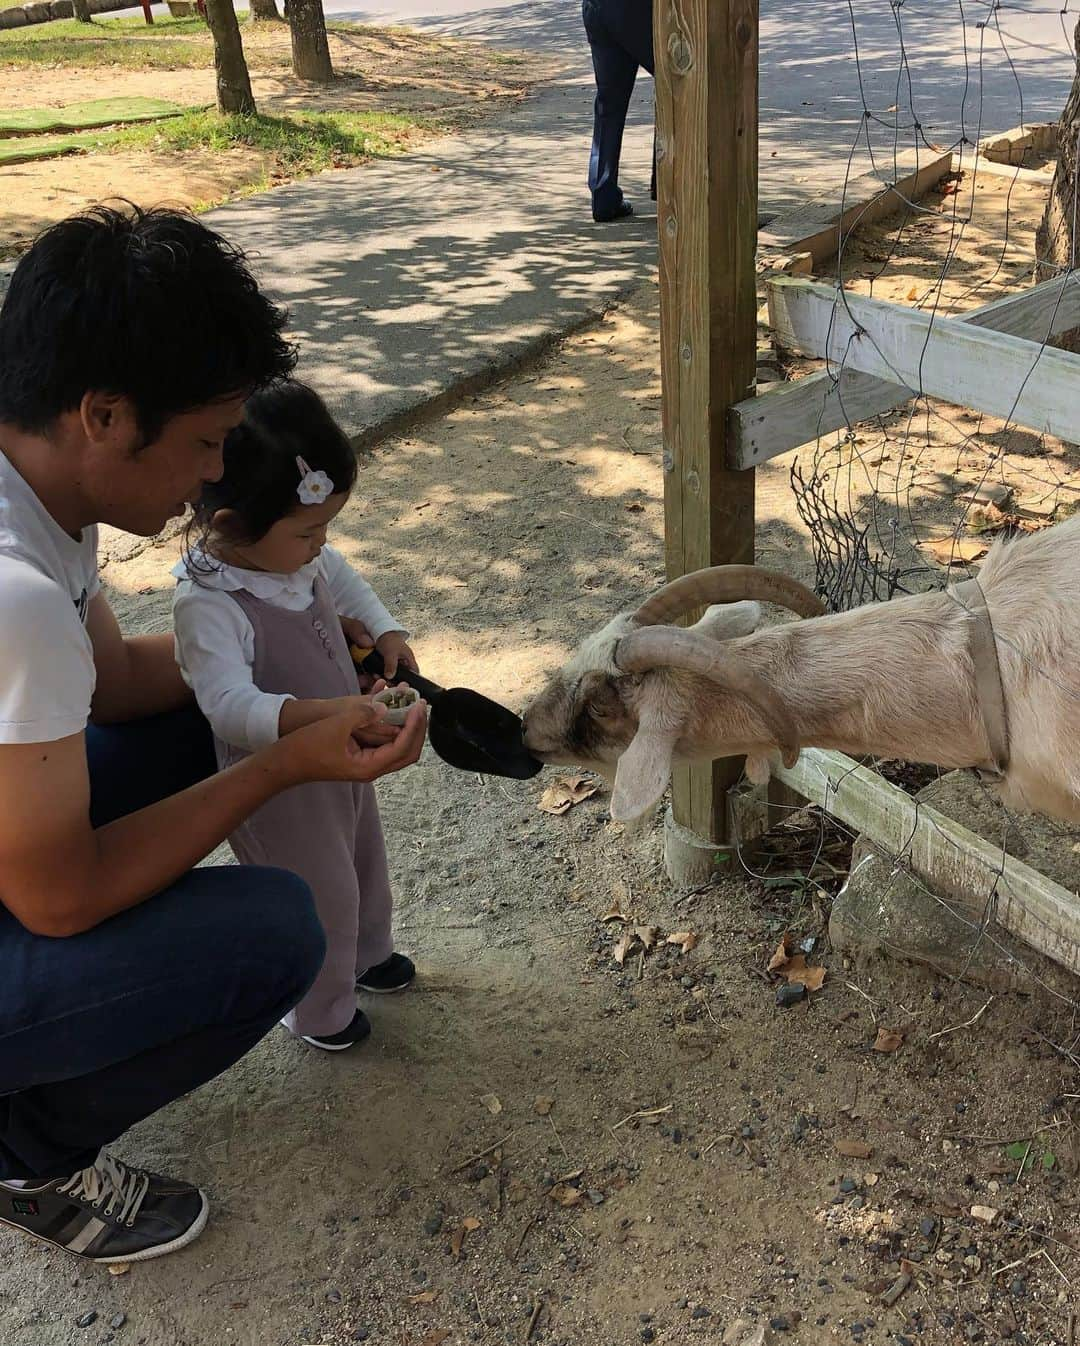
[0,24,554,249]
[1,169,1078,1346]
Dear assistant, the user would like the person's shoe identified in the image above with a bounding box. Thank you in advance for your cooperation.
[356,952,416,994]
[0,1151,208,1263]
[593,199,634,223]
[301,1008,372,1051]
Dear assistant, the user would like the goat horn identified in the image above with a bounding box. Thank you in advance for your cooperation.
[615,627,800,768]
[632,565,825,627]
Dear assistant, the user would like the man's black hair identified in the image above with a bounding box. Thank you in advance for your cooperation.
[0,204,297,442]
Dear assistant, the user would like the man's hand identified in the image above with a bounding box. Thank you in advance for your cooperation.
[274,699,427,786]
[376,631,419,681]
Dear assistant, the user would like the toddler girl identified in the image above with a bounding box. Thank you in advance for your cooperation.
[173,380,420,1051]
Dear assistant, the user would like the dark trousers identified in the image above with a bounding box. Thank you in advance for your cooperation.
[0,707,325,1181]
[582,0,655,217]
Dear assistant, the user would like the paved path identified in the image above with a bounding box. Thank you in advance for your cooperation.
[6,2,1075,435]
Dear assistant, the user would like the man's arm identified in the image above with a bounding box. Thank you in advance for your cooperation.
[0,701,427,938]
[87,592,192,725]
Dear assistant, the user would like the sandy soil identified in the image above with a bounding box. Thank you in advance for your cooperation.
[0,24,555,250]
[0,169,1077,1346]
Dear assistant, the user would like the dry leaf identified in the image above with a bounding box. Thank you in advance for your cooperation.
[409,1290,441,1304]
[613,933,635,966]
[768,932,793,972]
[450,1217,481,1259]
[921,537,988,566]
[538,775,599,816]
[970,1204,999,1224]
[108,1263,131,1277]
[667,930,699,954]
[599,902,630,923]
[784,957,827,992]
[625,501,645,512]
[836,1139,874,1159]
[534,1095,555,1116]
[906,285,919,302]
[873,1026,904,1053]
[507,1179,530,1204]
[549,1184,584,1207]
[635,924,660,951]
[479,1093,503,1116]
[421,1332,452,1346]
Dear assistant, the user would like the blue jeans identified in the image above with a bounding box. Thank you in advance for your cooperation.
[0,707,325,1181]
[582,0,655,217]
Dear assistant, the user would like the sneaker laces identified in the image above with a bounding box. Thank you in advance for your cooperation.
[57,1153,151,1227]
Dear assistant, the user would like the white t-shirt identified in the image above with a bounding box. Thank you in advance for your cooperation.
[0,449,99,745]
[173,544,405,754]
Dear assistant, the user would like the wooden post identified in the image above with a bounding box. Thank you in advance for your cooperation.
[654,0,759,879]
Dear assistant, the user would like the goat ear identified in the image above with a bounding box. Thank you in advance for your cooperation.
[610,725,676,822]
[689,600,762,642]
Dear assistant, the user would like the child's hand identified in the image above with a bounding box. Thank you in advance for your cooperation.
[340,616,376,653]
[376,631,419,681]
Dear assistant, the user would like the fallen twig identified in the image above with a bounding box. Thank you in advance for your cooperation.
[525,1299,544,1342]
[450,1131,516,1175]
[611,1104,673,1132]
[927,996,994,1043]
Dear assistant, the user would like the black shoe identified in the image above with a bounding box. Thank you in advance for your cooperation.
[356,952,416,994]
[593,199,634,223]
[301,1008,372,1051]
[0,1151,208,1263]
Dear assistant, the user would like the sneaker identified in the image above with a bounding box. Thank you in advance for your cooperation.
[356,952,416,994]
[0,1151,208,1263]
[301,1008,372,1051]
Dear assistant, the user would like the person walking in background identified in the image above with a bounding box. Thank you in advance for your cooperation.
[582,0,655,223]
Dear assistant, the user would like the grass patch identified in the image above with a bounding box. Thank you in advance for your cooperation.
[114,105,428,176]
[0,12,248,68]
[0,96,189,135]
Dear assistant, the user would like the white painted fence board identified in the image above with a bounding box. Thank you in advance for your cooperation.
[730,272,1080,468]
[773,748,1080,978]
[751,277,1080,457]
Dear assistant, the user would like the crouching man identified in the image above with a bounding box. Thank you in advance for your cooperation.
[0,206,426,1263]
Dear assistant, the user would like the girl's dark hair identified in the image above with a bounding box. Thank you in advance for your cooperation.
[185,380,358,570]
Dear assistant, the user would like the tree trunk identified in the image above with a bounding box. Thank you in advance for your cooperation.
[250,0,281,21]
[289,0,333,82]
[204,0,256,115]
[71,0,93,23]
[1036,18,1080,304]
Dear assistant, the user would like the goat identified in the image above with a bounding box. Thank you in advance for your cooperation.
[522,515,1080,825]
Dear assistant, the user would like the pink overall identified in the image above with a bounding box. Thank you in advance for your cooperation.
[216,576,394,1039]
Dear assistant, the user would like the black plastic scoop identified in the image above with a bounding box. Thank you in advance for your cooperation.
[350,646,542,780]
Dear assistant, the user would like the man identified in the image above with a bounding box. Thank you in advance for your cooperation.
[0,206,427,1264]
[582,0,655,223]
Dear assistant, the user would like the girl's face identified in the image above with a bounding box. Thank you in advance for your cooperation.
[225,492,349,574]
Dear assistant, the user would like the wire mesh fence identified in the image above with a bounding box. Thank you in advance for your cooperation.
[747,2,1080,1025]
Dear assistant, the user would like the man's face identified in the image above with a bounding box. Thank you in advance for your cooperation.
[85,395,247,537]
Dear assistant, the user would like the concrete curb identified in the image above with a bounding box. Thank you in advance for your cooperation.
[349,295,621,455]
[0,0,128,28]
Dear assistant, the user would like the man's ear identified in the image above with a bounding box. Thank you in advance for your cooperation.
[79,390,137,449]
[689,600,762,642]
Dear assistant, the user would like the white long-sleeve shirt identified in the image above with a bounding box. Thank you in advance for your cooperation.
[173,544,405,753]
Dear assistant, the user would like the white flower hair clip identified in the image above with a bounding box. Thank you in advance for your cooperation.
[296,455,334,507]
